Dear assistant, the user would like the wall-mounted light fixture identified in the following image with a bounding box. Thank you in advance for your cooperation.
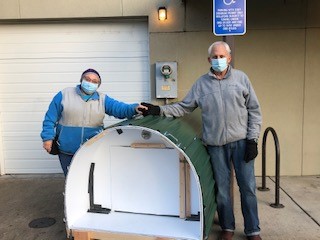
[158,7,167,21]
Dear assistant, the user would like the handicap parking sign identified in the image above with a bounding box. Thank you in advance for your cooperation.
[213,0,246,36]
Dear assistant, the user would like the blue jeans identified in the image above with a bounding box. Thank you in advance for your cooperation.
[207,139,260,236]
[58,153,73,176]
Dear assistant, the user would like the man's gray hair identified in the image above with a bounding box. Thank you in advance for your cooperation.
[208,41,231,57]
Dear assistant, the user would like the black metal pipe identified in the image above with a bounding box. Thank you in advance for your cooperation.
[260,127,284,208]
[258,129,270,191]
[272,128,281,206]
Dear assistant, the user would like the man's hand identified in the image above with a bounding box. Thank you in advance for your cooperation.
[244,139,258,163]
[140,102,160,116]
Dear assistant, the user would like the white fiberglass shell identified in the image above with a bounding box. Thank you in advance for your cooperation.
[65,125,204,240]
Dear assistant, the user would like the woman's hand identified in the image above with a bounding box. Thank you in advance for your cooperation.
[43,140,53,153]
[135,104,148,115]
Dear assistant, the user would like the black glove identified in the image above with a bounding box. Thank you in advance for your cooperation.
[49,138,60,155]
[244,139,258,163]
[140,102,160,116]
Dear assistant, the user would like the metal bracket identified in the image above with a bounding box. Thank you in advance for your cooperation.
[87,162,111,214]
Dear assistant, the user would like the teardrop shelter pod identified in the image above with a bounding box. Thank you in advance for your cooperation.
[65,112,216,240]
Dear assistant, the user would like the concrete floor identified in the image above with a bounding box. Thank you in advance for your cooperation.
[0,175,319,240]
[209,176,320,240]
[0,175,65,240]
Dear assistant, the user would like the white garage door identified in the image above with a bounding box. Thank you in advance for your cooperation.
[0,20,150,174]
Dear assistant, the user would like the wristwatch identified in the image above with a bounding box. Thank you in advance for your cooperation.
[252,138,258,143]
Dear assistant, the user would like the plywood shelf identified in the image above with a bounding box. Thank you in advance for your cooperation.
[70,211,200,240]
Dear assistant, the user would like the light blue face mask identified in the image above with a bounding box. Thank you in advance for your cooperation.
[211,58,228,72]
[81,79,99,94]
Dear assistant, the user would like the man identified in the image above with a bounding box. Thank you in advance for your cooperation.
[141,41,262,240]
[41,68,147,176]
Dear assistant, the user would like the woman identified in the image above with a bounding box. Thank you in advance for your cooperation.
[41,68,146,176]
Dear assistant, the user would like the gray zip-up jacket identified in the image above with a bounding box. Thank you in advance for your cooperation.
[160,67,262,146]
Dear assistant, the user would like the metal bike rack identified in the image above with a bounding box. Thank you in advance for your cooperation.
[258,127,284,208]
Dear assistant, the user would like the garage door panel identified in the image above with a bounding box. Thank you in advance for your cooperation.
[2,132,47,138]
[5,160,61,174]
[0,20,149,174]
[5,150,56,159]
[103,92,149,101]
[0,69,76,80]
[0,23,148,42]
[0,41,148,53]
[0,49,148,59]
[0,59,149,74]
[0,82,149,94]
[0,57,149,65]
[106,71,149,80]
[0,92,147,104]
[2,122,42,132]
[3,140,42,150]
[0,102,49,112]
[1,34,148,45]
[0,96,56,104]
[1,112,44,122]
[0,89,149,102]
[0,30,148,42]
[0,84,70,94]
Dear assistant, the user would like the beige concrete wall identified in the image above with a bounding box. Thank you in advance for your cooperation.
[0,0,20,18]
[0,0,185,32]
[236,29,306,176]
[303,0,320,175]
[303,28,320,175]
[0,0,319,176]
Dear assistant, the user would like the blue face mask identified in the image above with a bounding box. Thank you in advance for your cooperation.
[211,58,228,72]
[81,80,99,94]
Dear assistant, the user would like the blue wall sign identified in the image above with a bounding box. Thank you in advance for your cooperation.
[213,0,246,36]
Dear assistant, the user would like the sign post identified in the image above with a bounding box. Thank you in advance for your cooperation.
[213,0,247,207]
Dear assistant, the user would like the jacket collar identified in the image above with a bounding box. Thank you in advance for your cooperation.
[76,84,100,100]
[208,65,232,79]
